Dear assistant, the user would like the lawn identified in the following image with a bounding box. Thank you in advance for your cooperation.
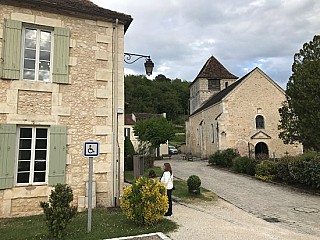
[125,166,217,203]
[0,207,177,240]
[1,166,215,240]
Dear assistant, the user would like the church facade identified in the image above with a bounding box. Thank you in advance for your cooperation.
[186,57,302,159]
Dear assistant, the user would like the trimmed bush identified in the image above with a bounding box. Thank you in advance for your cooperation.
[289,152,320,188]
[255,160,278,181]
[232,156,257,176]
[187,175,201,194]
[120,177,168,225]
[40,184,77,239]
[208,148,239,167]
[276,156,297,184]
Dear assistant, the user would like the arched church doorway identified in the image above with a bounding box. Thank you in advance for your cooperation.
[255,142,269,159]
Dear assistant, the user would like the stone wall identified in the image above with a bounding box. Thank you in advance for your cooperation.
[0,3,125,217]
[187,68,302,159]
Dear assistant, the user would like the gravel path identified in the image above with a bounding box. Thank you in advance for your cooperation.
[155,157,320,240]
[166,199,319,240]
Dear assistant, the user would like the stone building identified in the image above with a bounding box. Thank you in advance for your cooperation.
[124,113,169,156]
[0,0,132,217]
[186,56,303,159]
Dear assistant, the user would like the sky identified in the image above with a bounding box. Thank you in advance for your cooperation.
[91,0,320,89]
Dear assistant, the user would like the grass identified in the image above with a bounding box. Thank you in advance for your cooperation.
[1,166,215,239]
[0,208,178,240]
[125,166,217,203]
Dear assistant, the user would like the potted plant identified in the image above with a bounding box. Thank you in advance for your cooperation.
[187,175,201,194]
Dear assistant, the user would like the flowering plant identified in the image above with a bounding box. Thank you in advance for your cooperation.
[120,176,168,225]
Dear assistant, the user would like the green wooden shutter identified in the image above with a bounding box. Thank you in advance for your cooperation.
[0,124,17,189]
[52,27,70,84]
[48,125,67,185]
[2,19,22,80]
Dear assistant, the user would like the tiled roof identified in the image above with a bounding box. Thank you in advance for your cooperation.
[124,114,135,125]
[191,69,253,116]
[190,56,238,86]
[125,113,165,125]
[133,113,164,121]
[2,0,133,31]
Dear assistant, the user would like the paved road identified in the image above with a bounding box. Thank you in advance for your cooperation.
[155,157,320,237]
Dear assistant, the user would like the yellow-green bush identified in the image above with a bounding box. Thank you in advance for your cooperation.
[255,160,278,181]
[120,177,168,225]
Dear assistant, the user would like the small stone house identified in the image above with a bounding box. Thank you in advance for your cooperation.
[0,0,132,217]
[186,56,303,159]
[124,113,169,156]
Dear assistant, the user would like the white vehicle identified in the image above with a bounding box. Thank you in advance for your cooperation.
[168,145,178,154]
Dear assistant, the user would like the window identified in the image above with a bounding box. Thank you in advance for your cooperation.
[2,19,70,83]
[256,115,265,129]
[22,27,52,82]
[225,82,228,88]
[211,124,214,143]
[208,79,220,91]
[17,127,48,184]
[0,124,67,189]
[125,127,131,138]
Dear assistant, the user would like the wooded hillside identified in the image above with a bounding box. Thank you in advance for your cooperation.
[125,74,190,124]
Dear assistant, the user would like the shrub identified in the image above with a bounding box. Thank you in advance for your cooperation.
[289,152,320,188]
[124,137,135,170]
[124,136,135,157]
[120,177,168,225]
[232,156,257,176]
[124,156,134,171]
[208,148,239,167]
[187,175,201,194]
[255,160,278,181]
[276,156,297,184]
[148,169,157,178]
[40,184,77,239]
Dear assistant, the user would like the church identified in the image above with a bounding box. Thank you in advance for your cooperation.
[186,56,302,159]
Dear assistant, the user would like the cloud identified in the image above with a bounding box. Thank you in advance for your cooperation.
[92,0,320,89]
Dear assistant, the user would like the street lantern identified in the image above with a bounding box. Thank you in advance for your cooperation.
[124,52,154,76]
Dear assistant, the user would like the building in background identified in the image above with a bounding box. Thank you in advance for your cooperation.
[186,56,302,159]
[124,113,169,156]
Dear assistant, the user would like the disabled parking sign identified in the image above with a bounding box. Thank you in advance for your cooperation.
[84,142,99,157]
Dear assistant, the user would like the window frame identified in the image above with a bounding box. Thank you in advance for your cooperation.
[15,126,50,186]
[255,115,265,129]
[21,24,54,82]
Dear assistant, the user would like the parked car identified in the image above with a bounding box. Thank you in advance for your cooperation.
[168,145,178,154]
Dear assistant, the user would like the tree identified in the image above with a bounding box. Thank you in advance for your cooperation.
[278,35,320,151]
[124,74,190,124]
[133,117,175,154]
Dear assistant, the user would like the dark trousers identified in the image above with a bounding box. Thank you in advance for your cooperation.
[166,189,173,215]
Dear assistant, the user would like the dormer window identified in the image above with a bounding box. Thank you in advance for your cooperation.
[256,115,265,129]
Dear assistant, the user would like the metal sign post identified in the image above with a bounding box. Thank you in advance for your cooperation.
[88,156,93,233]
[84,141,99,233]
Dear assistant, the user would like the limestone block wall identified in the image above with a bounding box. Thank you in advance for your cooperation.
[0,4,125,217]
[187,69,303,159]
[225,69,302,158]
[187,103,223,158]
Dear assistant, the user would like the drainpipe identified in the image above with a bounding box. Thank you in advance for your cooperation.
[112,19,119,207]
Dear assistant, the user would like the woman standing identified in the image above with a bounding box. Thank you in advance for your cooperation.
[160,162,174,216]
